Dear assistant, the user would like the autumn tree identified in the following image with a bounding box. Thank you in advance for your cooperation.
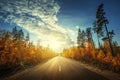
[11,27,25,66]
[85,27,96,58]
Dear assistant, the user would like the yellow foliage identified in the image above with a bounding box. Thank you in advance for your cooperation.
[61,45,120,72]
[97,50,105,60]
[0,38,56,65]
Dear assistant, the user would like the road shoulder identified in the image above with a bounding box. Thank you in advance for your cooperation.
[79,61,120,80]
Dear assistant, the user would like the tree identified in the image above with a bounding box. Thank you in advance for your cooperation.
[12,27,25,67]
[93,21,101,48]
[96,3,114,56]
[86,27,94,44]
[81,30,86,47]
[77,28,86,47]
[109,30,115,41]
[77,28,81,47]
[12,27,24,41]
[18,29,24,41]
[12,27,18,41]
[26,33,30,42]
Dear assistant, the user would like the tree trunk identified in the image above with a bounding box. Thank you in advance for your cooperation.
[105,24,114,56]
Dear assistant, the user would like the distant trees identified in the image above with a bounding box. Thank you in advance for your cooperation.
[77,28,86,47]
[93,21,101,48]
[0,27,56,68]
[62,3,120,73]
[77,27,94,48]
[62,41,120,73]
[77,28,83,47]
[26,33,30,42]
[12,27,25,66]
[86,27,94,45]
[12,27,24,41]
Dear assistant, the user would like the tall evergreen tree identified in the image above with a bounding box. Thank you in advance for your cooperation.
[86,28,93,42]
[12,27,18,40]
[26,33,30,42]
[77,28,86,47]
[77,28,81,47]
[18,29,24,41]
[93,21,101,48]
[96,3,114,56]
[81,30,86,47]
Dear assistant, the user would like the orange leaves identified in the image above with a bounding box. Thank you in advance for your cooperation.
[112,54,120,66]
[0,28,56,67]
[104,52,112,63]
[97,50,105,60]
[0,36,57,66]
[61,41,120,72]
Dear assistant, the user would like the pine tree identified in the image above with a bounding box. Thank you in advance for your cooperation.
[77,28,86,47]
[26,33,30,42]
[96,3,114,56]
[12,27,18,41]
[86,27,94,43]
[93,21,101,48]
[18,29,24,41]
[77,28,81,47]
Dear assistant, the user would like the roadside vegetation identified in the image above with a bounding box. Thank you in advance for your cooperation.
[0,27,56,78]
[61,4,120,73]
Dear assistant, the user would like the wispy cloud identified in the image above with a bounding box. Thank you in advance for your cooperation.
[0,0,74,52]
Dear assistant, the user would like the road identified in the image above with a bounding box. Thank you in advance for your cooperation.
[5,56,109,80]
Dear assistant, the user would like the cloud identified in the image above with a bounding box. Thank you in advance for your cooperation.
[0,0,74,52]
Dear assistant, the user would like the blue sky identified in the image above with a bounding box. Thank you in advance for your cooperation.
[0,0,120,52]
[57,0,120,45]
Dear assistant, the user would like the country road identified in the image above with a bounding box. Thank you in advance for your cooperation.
[4,56,109,80]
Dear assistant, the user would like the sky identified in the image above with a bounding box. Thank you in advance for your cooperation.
[0,0,120,52]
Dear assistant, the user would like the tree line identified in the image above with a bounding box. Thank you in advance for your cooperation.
[61,4,120,73]
[0,26,56,75]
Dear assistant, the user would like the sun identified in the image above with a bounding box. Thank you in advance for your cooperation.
[48,40,62,53]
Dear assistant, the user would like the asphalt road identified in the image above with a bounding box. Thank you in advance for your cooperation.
[5,56,109,80]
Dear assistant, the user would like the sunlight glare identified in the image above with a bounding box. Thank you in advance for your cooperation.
[49,40,62,53]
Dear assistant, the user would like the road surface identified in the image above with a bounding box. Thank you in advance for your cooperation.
[5,56,109,80]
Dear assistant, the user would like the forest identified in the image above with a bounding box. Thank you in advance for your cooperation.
[61,4,120,73]
[0,3,120,79]
[0,27,56,78]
